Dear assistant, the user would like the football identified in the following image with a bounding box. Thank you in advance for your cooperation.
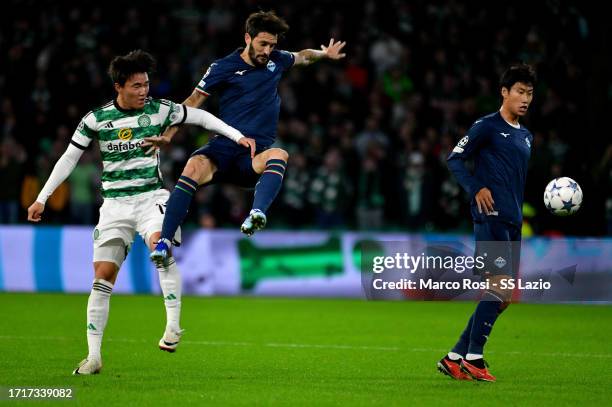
[543,177,583,216]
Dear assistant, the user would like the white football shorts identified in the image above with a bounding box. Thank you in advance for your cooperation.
[92,189,181,264]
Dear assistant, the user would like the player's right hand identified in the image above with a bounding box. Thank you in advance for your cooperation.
[27,201,45,222]
[238,137,256,158]
[475,187,495,215]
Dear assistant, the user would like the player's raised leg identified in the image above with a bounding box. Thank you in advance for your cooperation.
[148,231,183,352]
[151,155,216,265]
[241,148,289,236]
[74,249,123,375]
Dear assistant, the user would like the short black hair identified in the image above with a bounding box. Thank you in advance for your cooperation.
[108,50,156,86]
[500,63,537,90]
[245,10,289,38]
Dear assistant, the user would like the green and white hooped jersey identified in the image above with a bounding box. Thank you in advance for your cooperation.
[71,98,186,199]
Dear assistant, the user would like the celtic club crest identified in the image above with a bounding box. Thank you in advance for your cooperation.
[138,115,151,127]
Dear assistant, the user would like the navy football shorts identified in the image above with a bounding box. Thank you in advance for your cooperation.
[473,220,522,277]
[192,136,269,188]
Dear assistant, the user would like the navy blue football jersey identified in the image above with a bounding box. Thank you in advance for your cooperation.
[195,48,295,147]
[447,111,533,226]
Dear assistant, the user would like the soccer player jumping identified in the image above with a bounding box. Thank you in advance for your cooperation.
[28,50,251,374]
[439,64,536,382]
[146,11,346,264]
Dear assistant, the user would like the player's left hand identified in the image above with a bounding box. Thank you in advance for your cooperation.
[27,201,45,222]
[321,38,346,60]
[141,135,169,155]
[238,137,256,158]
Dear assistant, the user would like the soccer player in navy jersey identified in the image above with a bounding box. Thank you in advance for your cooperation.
[146,10,346,263]
[437,64,536,382]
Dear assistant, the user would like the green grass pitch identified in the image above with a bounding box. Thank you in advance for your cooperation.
[1,293,611,406]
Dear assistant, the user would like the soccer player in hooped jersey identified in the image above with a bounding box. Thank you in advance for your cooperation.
[27,50,253,375]
[146,11,346,263]
[439,64,536,382]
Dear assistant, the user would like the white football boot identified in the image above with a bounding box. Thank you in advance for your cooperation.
[72,357,102,375]
[158,328,184,353]
[240,209,267,236]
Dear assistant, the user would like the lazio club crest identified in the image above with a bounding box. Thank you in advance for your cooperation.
[267,60,276,72]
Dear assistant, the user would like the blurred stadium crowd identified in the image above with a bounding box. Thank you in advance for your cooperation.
[1,0,610,236]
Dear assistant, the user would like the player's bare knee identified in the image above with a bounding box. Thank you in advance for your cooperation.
[183,156,215,185]
[270,148,289,162]
[182,157,202,180]
[94,261,119,283]
[487,275,513,302]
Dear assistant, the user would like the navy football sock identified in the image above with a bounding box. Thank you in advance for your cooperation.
[467,291,504,356]
[252,159,287,213]
[160,175,198,242]
[465,358,486,369]
[450,313,474,357]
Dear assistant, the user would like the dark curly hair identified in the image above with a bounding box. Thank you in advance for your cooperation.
[108,49,156,86]
[245,10,289,38]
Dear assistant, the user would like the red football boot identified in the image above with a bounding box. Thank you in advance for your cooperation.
[437,356,473,380]
[460,359,496,382]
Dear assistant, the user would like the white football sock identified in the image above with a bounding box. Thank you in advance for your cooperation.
[466,353,483,360]
[86,278,113,360]
[447,352,463,361]
[157,257,182,332]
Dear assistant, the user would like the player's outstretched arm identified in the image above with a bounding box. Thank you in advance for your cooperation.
[292,38,347,66]
[146,90,210,151]
[143,106,255,155]
[184,107,256,158]
[28,143,84,222]
[182,106,255,148]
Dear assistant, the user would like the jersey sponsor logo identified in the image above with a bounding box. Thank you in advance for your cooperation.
[138,114,151,127]
[500,132,510,138]
[106,140,143,152]
[118,128,133,141]
[267,60,276,72]
[525,137,531,148]
[77,121,85,131]
[235,70,247,75]
[104,122,114,129]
